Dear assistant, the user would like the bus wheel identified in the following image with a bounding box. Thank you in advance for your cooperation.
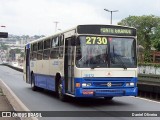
[58,80,66,101]
[104,97,113,101]
[31,73,37,91]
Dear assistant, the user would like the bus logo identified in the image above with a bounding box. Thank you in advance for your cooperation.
[106,72,111,76]
[107,82,112,87]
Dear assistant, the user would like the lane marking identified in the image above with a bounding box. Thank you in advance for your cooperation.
[131,96,160,104]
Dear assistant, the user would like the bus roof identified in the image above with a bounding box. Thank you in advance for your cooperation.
[26,24,136,45]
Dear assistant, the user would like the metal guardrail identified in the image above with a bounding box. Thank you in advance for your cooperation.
[138,74,160,86]
[138,74,160,100]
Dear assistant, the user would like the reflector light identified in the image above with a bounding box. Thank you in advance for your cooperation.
[76,83,80,87]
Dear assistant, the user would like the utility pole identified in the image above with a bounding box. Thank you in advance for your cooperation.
[104,9,118,24]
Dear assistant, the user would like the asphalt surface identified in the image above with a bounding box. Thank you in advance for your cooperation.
[0,65,160,120]
[0,69,21,119]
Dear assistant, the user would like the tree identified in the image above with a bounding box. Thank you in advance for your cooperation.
[118,15,160,62]
[151,26,160,51]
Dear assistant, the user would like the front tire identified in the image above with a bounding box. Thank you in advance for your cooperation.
[58,80,66,101]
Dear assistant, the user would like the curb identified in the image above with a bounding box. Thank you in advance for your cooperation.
[0,63,23,72]
[0,79,38,120]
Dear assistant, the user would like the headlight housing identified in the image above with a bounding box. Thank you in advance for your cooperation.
[82,83,92,87]
[126,82,134,87]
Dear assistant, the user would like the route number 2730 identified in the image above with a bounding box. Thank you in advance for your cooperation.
[86,36,107,45]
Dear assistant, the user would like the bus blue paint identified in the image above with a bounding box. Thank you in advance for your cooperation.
[74,77,138,97]
[75,88,138,97]
[34,74,56,91]
[26,43,30,49]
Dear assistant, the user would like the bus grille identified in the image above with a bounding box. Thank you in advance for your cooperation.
[95,90,124,93]
[95,89,125,96]
[93,82,123,87]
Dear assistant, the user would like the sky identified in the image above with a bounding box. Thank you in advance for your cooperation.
[0,0,160,36]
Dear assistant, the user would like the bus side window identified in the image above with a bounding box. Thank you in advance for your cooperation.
[43,38,51,60]
[50,37,59,59]
[30,44,33,60]
[59,35,64,58]
[33,43,37,60]
[37,41,43,60]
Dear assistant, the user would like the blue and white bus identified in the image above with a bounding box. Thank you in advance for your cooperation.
[24,24,138,101]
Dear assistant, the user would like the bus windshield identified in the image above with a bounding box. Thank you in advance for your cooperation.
[76,36,137,68]
[109,37,136,68]
[76,36,108,68]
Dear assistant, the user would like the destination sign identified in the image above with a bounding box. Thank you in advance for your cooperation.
[100,28,132,35]
[85,36,107,45]
[77,25,136,36]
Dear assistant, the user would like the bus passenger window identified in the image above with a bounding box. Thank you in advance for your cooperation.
[32,43,38,61]
[30,45,32,60]
[37,41,43,60]
[43,49,50,60]
[59,35,64,58]
[50,37,59,59]
[50,48,59,59]
[33,52,37,60]
[59,46,63,58]
[43,39,51,60]
[59,35,64,46]
[52,37,59,47]
[37,51,43,60]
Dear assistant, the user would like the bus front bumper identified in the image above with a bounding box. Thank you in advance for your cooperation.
[75,87,138,97]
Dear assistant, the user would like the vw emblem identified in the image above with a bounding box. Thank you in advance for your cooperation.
[107,82,112,87]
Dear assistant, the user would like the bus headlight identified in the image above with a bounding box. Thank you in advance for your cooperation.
[126,82,134,87]
[82,83,91,87]
[130,83,134,86]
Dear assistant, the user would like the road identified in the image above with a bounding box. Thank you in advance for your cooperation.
[0,65,160,120]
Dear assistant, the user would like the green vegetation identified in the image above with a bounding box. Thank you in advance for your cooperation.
[151,26,160,51]
[118,15,160,63]
[138,63,160,67]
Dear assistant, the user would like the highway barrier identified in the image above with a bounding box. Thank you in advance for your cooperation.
[0,63,23,72]
[138,74,160,100]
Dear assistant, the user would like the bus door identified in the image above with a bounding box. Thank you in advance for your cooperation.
[25,44,31,83]
[64,38,75,94]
